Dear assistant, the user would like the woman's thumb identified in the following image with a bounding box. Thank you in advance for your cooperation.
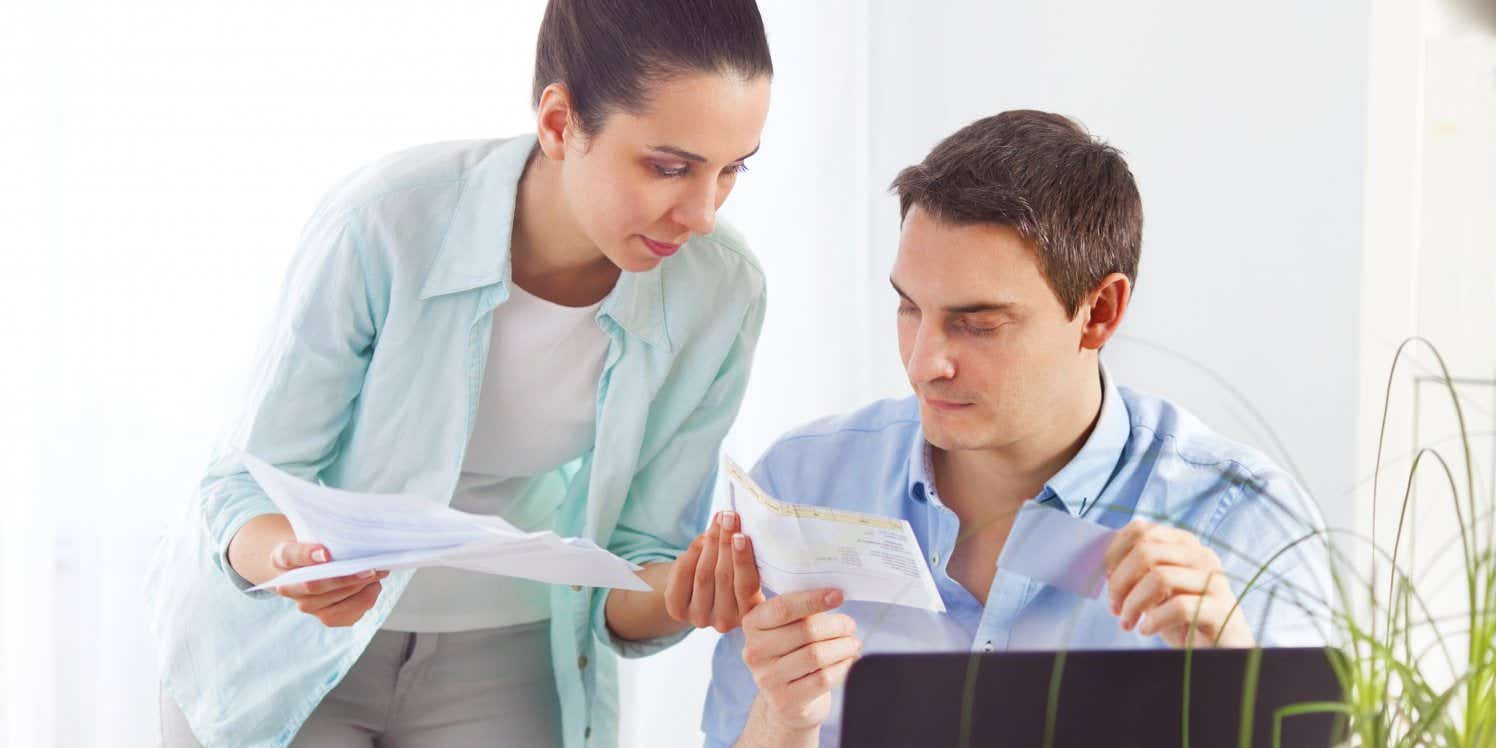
[271,542,329,570]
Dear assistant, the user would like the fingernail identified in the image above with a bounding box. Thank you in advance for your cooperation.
[824,590,842,607]
[720,511,735,528]
[312,549,328,563]
[359,570,375,579]
[732,533,745,551]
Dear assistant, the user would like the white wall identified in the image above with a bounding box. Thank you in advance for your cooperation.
[1352,0,1496,694]
[9,1,1488,746]
[4,2,547,744]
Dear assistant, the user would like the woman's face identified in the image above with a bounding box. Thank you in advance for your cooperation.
[556,72,771,273]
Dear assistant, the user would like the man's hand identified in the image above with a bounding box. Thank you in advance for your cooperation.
[1104,519,1253,648]
[740,588,861,736]
[665,510,765,632]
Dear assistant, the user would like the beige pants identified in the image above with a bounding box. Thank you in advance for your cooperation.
[160,622,563,747]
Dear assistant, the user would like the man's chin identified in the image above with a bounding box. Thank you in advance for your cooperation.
[919,407,990,452]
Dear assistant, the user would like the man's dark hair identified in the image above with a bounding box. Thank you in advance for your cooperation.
[890,110,1143,318]
[533,0,774,136]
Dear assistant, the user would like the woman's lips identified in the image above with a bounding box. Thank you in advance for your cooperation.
[641,236,682,258]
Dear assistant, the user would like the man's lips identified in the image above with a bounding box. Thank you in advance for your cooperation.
[641,236,682,257]
[923,396,975,411]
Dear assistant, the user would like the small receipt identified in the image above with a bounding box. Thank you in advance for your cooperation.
[998,501,1116,598]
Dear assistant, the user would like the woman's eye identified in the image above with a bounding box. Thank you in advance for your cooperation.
[653,163,689,178]
[723,162,749,176]
[897,303,918,316]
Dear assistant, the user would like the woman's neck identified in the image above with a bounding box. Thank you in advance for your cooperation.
[510,148,621,307]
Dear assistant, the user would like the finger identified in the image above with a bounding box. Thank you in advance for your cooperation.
[292,576,381,614]
[689,516,722,627]
[277,569,384,598]
[270,541,331,570]
[316,581,384,628]
[1137,593,1227,641]
[1106,539,1219,615]
[744,588,844,631]
[743,613,858,666]
[665,536,705,621]
[711,512,740,631]
[732,532,763,614]
[1102,519,1153,572]
[765,635,863,687]
[1118,566,1216,630]
[781,651,859,704]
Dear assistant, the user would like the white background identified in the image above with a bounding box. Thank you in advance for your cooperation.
[2,1,1492,746]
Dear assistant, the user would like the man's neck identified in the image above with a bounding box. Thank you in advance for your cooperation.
[928,368,1105,605]
[510,150,620,306]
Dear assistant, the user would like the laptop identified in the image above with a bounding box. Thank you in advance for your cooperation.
[840,648,1345,747]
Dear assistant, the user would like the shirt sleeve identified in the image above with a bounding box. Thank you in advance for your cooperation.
[1202,465,1335,647]
[199,197,379,596]
[592,290,768,658]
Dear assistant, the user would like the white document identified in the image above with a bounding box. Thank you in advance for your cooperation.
[997,500,1116,598]
[240,453,652,592]
[723,456,945,612]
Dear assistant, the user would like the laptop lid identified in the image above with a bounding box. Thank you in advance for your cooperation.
[840,648,1344,747]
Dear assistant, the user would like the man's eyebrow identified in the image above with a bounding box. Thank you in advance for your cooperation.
[889,278,1017,314]
[649,143,761,163]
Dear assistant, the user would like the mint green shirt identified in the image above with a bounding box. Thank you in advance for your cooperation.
[145,135,766,747]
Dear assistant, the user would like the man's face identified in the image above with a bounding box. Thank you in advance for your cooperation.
[892,206,1093,453]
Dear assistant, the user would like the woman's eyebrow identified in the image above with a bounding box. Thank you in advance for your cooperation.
[649,143,761,163]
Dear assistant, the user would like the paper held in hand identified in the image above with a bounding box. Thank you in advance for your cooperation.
[722,455,946,612]
[239,453,652,593]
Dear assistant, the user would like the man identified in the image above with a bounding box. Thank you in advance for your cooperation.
[698,110,1331,747]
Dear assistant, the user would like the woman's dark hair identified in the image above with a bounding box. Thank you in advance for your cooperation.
[532,0,773,136]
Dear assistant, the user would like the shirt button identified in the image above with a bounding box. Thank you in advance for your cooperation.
[983,640,994,652]
[584,726,592,740]
[930,552,940,565]
[578,655,589,669]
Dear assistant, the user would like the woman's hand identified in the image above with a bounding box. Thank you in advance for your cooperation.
[664,510,765,633]
[267,541,389,628]
[227,514,387,627]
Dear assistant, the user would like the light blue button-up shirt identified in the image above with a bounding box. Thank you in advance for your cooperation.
[144,134,767,748]
[702,369,1331,747]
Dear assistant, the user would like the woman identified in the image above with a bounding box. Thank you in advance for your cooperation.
[148,1,773,745]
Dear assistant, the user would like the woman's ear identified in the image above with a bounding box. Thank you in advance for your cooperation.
[1079,272,1132,351]
[534,83,577,162]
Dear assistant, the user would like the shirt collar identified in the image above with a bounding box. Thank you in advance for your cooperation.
[417,133,672,350]
[1041,364,1130,516]
[904,364,1131,517]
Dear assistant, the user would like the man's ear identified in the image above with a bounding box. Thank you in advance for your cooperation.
[1079,272,1132,351]
[534,83,580,162]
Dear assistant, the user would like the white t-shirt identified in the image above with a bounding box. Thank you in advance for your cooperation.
[383,281,610,632]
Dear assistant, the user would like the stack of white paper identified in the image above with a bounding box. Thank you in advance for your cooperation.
[724,456,946,612]
[240,453,652,592]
